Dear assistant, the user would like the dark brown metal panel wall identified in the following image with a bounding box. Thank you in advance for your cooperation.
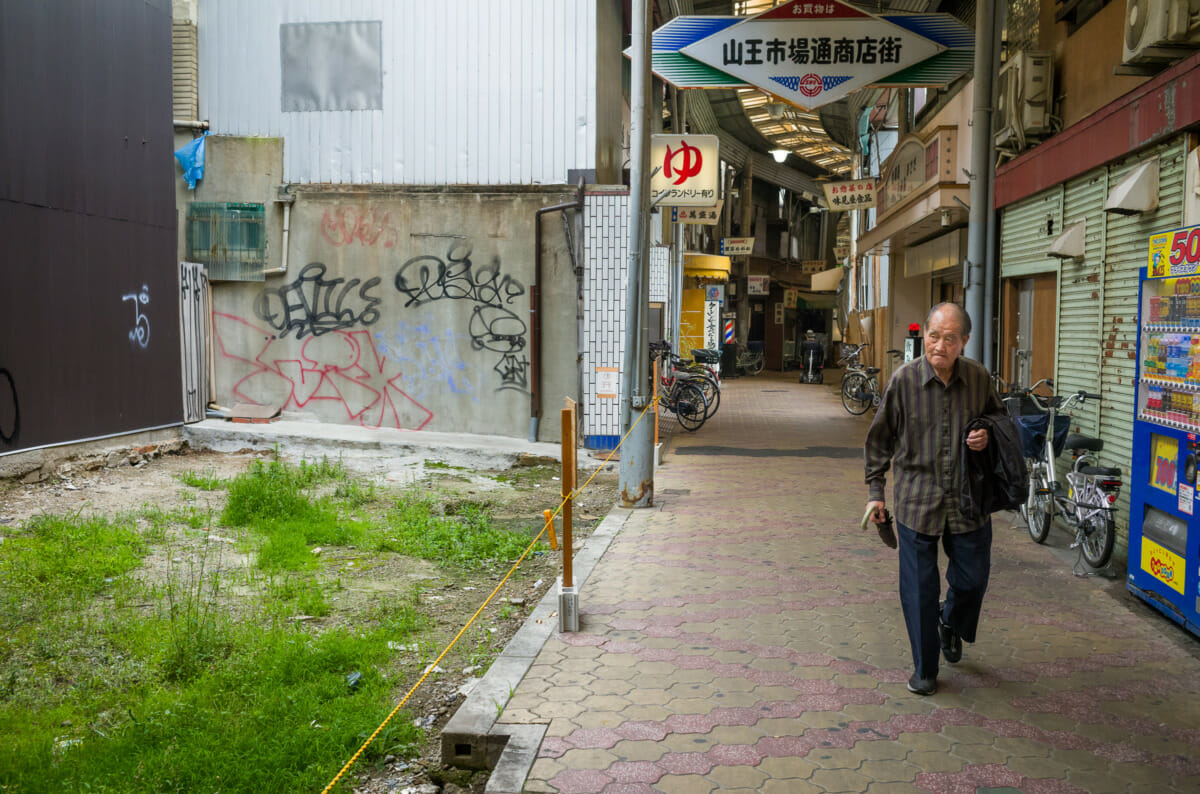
[0,0,181,455]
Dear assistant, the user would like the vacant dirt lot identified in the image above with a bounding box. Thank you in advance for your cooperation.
[0,442,620,793]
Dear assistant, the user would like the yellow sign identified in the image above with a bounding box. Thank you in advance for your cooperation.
[1150,434,1179,494]
[1148,224,1200,279]
[1141,536,1186,594]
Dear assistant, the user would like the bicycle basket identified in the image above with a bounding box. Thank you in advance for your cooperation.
[1015,413,1071,460]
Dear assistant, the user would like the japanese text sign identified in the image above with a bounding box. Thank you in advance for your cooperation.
[747,275,770,295]
[650,134,719,206]
[822,178,877,211]
[672,200,724,224]
[1148,224,1200,278]
[721,237,754,256]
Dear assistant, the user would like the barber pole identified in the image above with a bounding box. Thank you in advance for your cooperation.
[724,319,734,344]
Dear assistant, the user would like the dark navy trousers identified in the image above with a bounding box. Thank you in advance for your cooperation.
[897,519,992,680]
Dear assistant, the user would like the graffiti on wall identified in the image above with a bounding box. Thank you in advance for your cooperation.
[394,243,530,392]
[0,368,18,445]
[213,313,433,431]
[122,285,151,348]
[254,263,382,339]
[321,207,399,248]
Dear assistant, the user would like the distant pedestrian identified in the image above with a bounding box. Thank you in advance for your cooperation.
[862,302,1006,696]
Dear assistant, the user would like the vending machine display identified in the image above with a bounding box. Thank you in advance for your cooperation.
[1128,224,1200,636]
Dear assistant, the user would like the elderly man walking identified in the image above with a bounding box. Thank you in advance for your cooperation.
[863,302,1006,696]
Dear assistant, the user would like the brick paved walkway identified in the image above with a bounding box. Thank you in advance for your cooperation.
[498,371,1200,793]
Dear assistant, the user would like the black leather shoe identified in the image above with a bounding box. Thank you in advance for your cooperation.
[939,617,962,664]
[906,674,937,696]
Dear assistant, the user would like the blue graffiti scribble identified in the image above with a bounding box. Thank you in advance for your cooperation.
[375,322,482,401]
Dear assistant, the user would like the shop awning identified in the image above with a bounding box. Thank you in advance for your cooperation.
[810,267,844,292]
[684,253,731,280]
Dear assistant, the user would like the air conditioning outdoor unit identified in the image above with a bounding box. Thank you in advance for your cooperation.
[1123,0,1200,64]
[993,50,1054,153]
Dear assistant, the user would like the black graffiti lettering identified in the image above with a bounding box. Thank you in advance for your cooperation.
[0,368,19,446]
[254,262,382,339]
[494,353,529,391]
[394,245,525,308]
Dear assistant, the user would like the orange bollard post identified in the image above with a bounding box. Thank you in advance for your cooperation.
[542,508,558,550]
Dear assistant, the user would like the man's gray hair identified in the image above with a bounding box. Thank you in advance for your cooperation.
[926,302,971,336]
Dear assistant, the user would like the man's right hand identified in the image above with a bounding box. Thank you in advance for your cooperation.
[866,500,887,523]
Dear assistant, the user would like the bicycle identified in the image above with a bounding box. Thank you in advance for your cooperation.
[1010,379,1122,570]
[649,342,710,431]
[650,342,720,420]
[734,340,764,376]
[839,345,902,416]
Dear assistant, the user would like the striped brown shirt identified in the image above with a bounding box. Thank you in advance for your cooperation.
[864,355,1005,535]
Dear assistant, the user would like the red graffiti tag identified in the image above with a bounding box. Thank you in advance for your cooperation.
[212,313,433,431]
[663,140,703,186]
[320,207,399,248]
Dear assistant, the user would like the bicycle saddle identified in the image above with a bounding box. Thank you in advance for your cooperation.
[1080,464,1122,477]
[865,366,880,375]
[1065,434,1103,452]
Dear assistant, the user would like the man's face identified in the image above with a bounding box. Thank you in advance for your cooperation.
[924,308,968,372]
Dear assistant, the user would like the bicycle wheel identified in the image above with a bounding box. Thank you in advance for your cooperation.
[748,355,764,376]
[841,372,872,415]
[672,383,708,431]
[1027,467,1054,543]
[1079,509,1115,568]
[691,376,720,418]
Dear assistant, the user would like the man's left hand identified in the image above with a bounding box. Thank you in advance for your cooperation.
[966,427,989,451]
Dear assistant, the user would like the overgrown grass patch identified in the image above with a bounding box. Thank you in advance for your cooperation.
[177,469,226,491]
[377,496,541,566]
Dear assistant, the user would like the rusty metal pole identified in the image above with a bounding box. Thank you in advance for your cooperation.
[559,399,579,632]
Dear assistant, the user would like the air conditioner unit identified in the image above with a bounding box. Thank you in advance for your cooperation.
[1123,0,1200,64]
[993,51,1054,152]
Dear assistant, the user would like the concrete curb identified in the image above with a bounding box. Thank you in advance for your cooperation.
[183,419,613,472]
[440,507,632,789]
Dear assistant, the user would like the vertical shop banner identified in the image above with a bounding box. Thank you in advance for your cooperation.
[704,301,721,349]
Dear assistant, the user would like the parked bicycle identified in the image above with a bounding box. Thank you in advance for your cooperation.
[1008,379,1122,569]
[734,340,765,376]
[839,345,902,415]
[649,342,712,430]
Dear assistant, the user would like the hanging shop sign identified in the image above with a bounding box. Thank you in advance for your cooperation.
[650,134,719,206]
[628,0,973,110]
[783,289,798,309]
[721,237,755,256]
[672,200,724,224]
[800,260,828,275]
[705,285,725,303]
[747,275,770,295]
[823,178,877,211]
[833,244,851,260]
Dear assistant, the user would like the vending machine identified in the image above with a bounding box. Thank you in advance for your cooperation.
[1127,223,1200,637]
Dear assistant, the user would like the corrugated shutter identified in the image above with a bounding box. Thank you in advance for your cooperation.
[1099,139,1186,555]
[999,190,1062,279]
[173,22,199,120]
[1054,171,1107,441]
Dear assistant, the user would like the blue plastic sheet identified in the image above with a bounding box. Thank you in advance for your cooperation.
[174,133,207,189]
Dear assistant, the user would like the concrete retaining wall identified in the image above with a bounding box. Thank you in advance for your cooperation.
[182,137,582,442]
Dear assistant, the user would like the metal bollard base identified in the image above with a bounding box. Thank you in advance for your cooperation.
[558,580,579,633]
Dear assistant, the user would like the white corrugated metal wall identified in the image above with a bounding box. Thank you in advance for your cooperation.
[199,0,598,185]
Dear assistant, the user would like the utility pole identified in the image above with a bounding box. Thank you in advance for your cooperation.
[964,0,994,362]
[619,0,654,508]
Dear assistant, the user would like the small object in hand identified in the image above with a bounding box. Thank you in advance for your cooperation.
[861,506,897,549]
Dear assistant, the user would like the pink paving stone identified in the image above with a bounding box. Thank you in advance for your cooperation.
[602,784,658,794]
[916,764,1028,794]
[539,736,573,758]
[600,640,643,654]
[707,706,761,726]
[656,752,715,776]
[756,735,815,757]
[569,727,622,749]
[638,648,676,661]
[1022,778,1093,794]
[548,768,614,794]
[664,713,715,733]
[606,619,647,630]
[616,721,670,742]
[673,654,720,670]
[706,743,765,766]
[606,761,666,784]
